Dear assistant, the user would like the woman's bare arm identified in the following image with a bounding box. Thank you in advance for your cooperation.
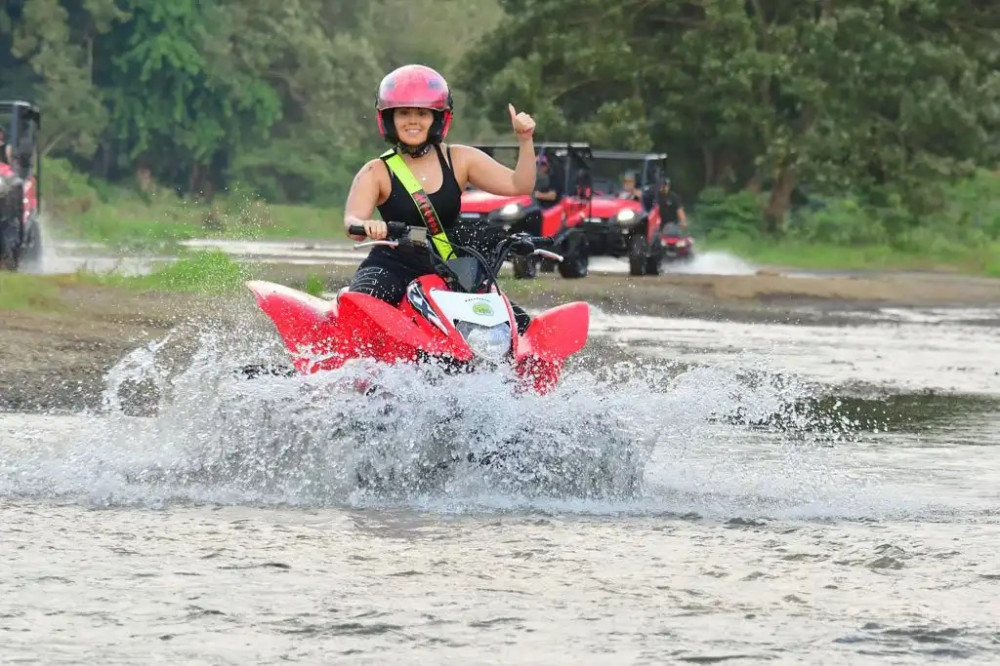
[453,142,536,196]
[343,159,388,240]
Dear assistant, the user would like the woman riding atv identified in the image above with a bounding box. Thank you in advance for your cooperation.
[343,64,537,332]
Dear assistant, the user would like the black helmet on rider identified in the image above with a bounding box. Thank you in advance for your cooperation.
[376,64,453,155]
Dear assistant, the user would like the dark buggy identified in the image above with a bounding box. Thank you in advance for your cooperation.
[580,150,693,276]
[0,101,42,271]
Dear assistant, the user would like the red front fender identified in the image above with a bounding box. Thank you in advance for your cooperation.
[514,302,590,394]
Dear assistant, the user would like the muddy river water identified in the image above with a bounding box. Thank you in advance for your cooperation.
[2,243,999,664]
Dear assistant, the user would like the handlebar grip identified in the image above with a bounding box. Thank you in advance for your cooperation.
[386,221,409,238]
[348,221,410,239]
[531,236,555,248]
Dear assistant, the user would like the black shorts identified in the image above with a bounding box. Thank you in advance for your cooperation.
[349,245,432,306]
[348,222,507,304]
[347,240,531,333]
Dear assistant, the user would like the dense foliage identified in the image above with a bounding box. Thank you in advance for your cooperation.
[0,0,503,204]
[463,0,999,229]
[1,0,997,232]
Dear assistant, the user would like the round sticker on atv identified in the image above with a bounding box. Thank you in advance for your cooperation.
[471,301,494,316]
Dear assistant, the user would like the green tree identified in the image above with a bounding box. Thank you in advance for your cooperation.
[4,0,117,158]
[462,0,1000,228]
[98,0,281,192]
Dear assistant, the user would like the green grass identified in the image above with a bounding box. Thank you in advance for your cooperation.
[68,197,203,248]
[1,252,258,313]
[51,192,344,250]
[41,161,1000,277]
[691,171,1000,277]
[96,250,251,294]
[302,272,327,297]
[261,204,343,240]
[709,236,1000,276]
[0,272,66,311]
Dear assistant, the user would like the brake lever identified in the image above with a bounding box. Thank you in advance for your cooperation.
[533,249,563,262]
[354,240,400,249]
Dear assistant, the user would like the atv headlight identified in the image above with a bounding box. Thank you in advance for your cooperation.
[616,209,638,225]
[455,321,512,362]
[500,203,521,216]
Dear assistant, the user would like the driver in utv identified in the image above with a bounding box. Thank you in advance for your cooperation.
[532,154,561,208]
[344,64,537,333]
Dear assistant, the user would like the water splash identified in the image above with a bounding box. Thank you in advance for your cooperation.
[663,250,757,275]
[0,317,899,517]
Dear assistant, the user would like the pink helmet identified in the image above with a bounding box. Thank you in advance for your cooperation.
[375,64,454,145]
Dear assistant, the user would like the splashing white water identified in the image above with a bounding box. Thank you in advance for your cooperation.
[663,250,757,275]
[0,316,905,518]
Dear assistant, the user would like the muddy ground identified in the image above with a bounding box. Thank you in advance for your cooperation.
[2,263,998,413]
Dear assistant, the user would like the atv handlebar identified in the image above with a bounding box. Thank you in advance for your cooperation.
[348,223,552,253]
[347,221,410,239]
[526,235,555,249]
[347,223,561,290]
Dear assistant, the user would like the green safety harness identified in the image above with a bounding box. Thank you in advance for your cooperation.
[380,148,456,261]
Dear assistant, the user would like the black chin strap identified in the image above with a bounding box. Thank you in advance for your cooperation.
[396,142,433,158]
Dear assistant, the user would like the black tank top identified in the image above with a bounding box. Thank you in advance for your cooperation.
[369,144,461,271]
[377,144,461,230]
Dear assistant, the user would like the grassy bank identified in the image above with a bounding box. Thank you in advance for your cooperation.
[691,170,1000,277]
[43,160,1000,276]
[0,253,248,312]
[705,237,1000,276]
[0,252,332,313]
[46,158,344,248]
[55,195,344,248]
[0,272,68,310]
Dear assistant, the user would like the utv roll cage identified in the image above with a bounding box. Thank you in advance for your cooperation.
[471,142,593,198]
[0,100,41,193]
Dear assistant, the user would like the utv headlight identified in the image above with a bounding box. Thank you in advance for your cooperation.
[616,209,638,225]
[455,321,512,362]
[500,203,521,216]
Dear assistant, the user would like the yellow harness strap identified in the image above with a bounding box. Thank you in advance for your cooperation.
[381,148,456,261]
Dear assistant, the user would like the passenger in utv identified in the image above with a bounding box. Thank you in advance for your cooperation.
[618,172,641,201]
[532,154,561,208]
[343,64,537,333]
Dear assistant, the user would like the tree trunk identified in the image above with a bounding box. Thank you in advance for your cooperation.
[701,144,714,187]
[97,142,112,180]
[712,148,737,187]
[764,164,796,233]
[135,154,154,192]
[189,163,202,195]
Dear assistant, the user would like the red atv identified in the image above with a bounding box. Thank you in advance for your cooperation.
[247,222,589,395]
[657,221,695,264]
[459,142,592,280]
[0,101,41,271]
[581,150,694,276]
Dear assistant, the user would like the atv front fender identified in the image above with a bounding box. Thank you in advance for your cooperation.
[513,302,588,393]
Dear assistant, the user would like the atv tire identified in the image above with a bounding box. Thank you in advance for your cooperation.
[645,252,662,276]
[0,224,16,271]
[0,189,23,271]
[512,255,537,279]
[628,235,647,276]
[558,236,589,279]
[19,216,41,266]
